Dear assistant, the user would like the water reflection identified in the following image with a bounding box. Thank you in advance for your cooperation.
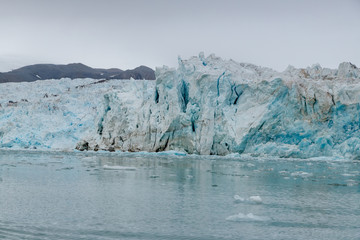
[0,150,360,239]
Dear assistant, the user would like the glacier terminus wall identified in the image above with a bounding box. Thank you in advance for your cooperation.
[1,53,360,159]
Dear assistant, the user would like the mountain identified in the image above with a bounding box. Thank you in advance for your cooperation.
[0,63,155,83]
[1,53,360,159]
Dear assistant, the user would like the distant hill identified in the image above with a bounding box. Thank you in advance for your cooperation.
[0,63,155,83]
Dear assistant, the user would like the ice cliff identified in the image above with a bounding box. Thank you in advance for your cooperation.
[1,53,360,159]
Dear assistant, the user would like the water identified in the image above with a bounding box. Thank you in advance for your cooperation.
[0,150,360,240]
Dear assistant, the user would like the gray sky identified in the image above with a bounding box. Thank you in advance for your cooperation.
[0,0,359,72]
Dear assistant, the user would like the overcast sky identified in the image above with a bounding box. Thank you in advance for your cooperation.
[0,0,359,72]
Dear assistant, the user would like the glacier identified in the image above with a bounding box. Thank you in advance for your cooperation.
[1,53,360,159]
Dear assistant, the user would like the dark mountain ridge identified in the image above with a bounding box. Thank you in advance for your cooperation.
[0,63,155,83]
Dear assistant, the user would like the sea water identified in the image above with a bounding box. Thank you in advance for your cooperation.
[0,150,360,240]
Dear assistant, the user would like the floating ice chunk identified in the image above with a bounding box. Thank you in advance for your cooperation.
[226,212,270,222]
[249,196,262,204]
[342,173,355,177]
[346,180,357,186]
[157,150,187,156]
[103,165,136,171]
[290,171,313,178]
[233,195,245,203]
[233,195,262,204]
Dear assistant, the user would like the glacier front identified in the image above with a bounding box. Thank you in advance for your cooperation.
[1,53,360,159]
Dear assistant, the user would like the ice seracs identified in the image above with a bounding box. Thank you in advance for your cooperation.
[1,53,360,159]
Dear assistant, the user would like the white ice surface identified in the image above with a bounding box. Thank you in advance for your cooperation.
[1,53,360,158]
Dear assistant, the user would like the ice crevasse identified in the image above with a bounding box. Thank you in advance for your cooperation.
[1,53,360,159]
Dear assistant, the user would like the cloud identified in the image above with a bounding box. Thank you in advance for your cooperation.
[0,0,359,71]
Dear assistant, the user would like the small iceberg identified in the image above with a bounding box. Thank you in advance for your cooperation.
[103,165,137,171]
[226,212,270,222]
[290,171,313,178]
[233,195,245,203]
[233,195,262,204]
[249,196,262,204]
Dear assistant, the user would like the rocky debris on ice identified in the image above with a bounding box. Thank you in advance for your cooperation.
[1,53,360,159]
